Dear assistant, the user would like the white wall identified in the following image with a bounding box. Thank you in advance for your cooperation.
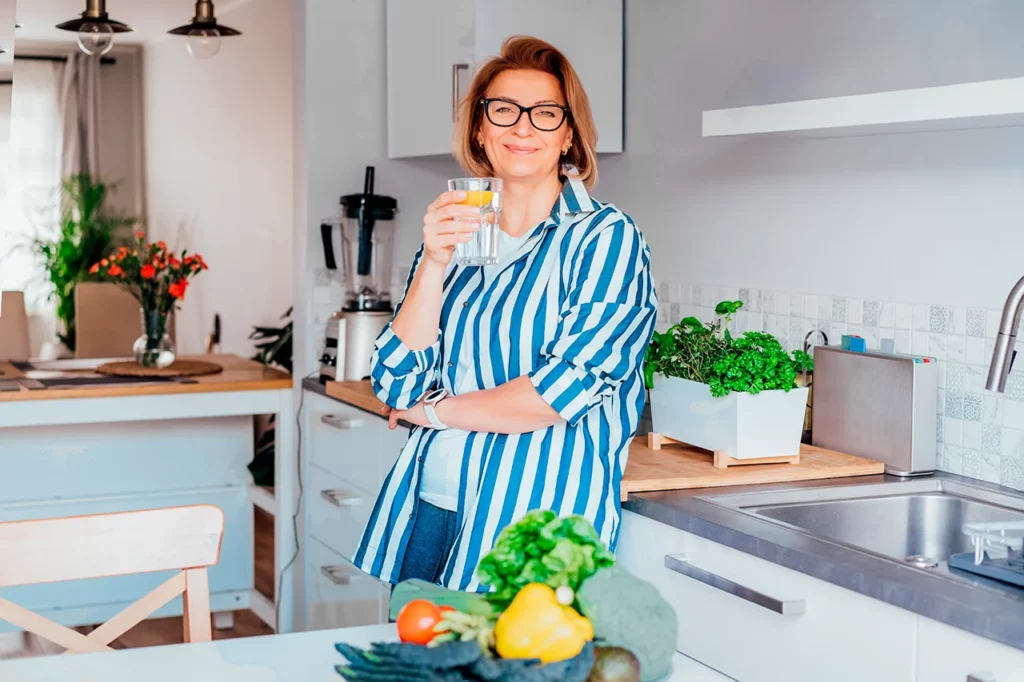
[294,0,460,378]
[144,0,294,356]
[599,0,1024,310]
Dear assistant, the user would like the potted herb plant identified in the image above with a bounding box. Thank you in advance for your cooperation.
[643,301,812,460]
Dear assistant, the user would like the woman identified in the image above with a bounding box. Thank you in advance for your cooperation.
[354,36,657,590]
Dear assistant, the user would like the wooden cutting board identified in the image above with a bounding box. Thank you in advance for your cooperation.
[621,438,884,501]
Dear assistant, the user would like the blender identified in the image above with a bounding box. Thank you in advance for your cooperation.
[319,166,397,383]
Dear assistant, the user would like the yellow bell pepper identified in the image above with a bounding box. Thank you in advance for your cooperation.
[494,583,594,663]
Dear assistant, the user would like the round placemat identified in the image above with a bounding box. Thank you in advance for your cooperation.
[96,360,224,378]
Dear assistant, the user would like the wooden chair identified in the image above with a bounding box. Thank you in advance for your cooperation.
[0,505,224,653]
[74,282,176,358]
[0,291,31,361]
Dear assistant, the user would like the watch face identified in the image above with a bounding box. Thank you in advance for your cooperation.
[426,389,445,403]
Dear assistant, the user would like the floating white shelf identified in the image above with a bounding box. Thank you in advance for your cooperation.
[702,77,1024,138]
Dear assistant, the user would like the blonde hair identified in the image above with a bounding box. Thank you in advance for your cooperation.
[453,35,599,189]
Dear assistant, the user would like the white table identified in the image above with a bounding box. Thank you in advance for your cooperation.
[0,624,725,681]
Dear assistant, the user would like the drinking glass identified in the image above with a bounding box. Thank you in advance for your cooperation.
[448,177,502,266]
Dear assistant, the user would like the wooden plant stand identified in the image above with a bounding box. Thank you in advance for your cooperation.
[646,433,801,469]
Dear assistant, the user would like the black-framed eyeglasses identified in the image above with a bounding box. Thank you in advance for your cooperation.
[480,98,570,132]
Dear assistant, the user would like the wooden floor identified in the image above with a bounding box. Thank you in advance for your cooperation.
[0,507,276,659]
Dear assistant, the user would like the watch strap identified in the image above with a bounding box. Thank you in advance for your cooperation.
[423,390,449,430]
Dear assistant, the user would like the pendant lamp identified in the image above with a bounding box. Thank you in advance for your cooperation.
[55,0,132,57]
[168,0,241,60]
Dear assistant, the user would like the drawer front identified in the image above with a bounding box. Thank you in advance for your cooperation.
[0,488,252,614]
[310,464,374,561]
[307,537,388,631]
[0,417,251,502]
[617,511,915,682]
[309,400,386,494]
[917,617,1024,682]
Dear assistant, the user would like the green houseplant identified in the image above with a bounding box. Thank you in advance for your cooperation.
[248,307,293,486]
[644,300,812,460]
[35,174,137,351]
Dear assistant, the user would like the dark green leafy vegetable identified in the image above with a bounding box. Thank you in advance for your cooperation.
[708,331,812,397]
[643,301,740,389]
[576,566,677,682]
[475,510,614,610]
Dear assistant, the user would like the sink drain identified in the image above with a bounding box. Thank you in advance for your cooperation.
[905,555,939,569]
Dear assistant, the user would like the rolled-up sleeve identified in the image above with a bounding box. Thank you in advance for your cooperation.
[369,246,442,409]
[529,214,658,426]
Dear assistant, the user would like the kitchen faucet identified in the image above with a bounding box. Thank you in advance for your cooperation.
[986,274,1024,392]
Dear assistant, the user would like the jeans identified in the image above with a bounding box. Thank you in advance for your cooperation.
[396,500,459,584]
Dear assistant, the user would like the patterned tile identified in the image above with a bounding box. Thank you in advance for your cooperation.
[1006,372,1024,402]
[762,291,776,314]
[945,391,965,419]
[894,303,913,330]
[946,363,966,392]
[1000,457,1024,491]
[832,297,849,323]
[966,308,986,337]
[964,393,983,422]
[929,306,949,333]
[937,388,946,416]
[982,424,1002,454]
[928,335,947,361]
[947,336,966,364]
[863,301,881,327]
[936,417,945,444]
[913,305,930,332]
[962,449,982,479]
[986,310,1001,338]
[848,299,864,325]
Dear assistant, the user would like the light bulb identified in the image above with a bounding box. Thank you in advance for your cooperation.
[186,27,221,59]
[77,22,114,56]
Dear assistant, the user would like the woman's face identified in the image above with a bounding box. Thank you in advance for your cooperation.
[477,69,573,185]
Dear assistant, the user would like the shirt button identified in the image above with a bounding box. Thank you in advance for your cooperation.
[418,455,423,462]
[448,361,453,367]
[463,301,468,308]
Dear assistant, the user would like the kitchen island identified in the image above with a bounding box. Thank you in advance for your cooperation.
[0,355,299,634]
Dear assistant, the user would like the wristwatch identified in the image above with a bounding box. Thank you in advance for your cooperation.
[423,388,450,430]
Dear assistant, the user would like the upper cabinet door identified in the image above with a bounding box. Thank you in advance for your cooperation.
[386,0,623,159]
[387,0,476,159]
[473,0,623,154]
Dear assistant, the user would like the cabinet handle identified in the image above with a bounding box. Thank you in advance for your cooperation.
[320,414,365,430]
[967,674,996,682]
[452,63,469,122]
[664,554,806,616]
[320,564,356,586]
[320,488,364,508]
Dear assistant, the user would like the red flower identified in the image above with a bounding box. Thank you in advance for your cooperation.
[157,241,168,251]
[108,264,124,277]
[100,258,109,266]
[89,263,100,274]
[168,256,181,269]
[141,264,156,280]
[135,231,144,240]
[168,279,189,300]
[118,246,129,257]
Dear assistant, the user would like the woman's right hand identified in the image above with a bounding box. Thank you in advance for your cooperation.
[421,190,481,268]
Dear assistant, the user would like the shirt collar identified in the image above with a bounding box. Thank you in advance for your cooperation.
[549,164,599,224]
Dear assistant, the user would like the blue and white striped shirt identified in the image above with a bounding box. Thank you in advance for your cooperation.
[354,171,658,591]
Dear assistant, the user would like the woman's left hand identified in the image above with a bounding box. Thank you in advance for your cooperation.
[389,402,429,429]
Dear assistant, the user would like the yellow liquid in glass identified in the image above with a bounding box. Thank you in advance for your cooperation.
[460,190,494,207]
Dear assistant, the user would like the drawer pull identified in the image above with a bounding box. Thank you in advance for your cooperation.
[320,564,357,586]
[967,674,996,682]
[321,414,366,430]
[665,554,806,616]
[320,488,364,508]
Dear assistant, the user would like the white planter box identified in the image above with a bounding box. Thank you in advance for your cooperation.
[649,376,808,460]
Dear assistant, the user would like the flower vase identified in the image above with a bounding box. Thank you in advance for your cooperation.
[134,308,176,368]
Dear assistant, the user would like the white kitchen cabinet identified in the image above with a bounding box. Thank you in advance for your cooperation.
[386,0,623,159]
[616,511,916,682]
[306,538,390,631]
[916,617,1024,682]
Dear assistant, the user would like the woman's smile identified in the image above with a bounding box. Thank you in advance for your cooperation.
[503,143,539,155]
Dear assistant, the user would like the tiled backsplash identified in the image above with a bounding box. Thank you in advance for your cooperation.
[657,281,1024,492]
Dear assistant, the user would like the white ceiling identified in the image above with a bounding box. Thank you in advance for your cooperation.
[15,0,250,46]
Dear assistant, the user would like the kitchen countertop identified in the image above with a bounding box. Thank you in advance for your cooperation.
[625,474,1024,653]
[304,378,1024,651]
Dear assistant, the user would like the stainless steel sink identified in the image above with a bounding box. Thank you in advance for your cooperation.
[701,478,1024,569]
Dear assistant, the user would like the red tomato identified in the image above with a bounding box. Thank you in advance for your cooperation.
[396,599,442,645]
[438,605,456,613]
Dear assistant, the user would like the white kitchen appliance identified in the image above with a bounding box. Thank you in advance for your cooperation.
[319,167,397,383]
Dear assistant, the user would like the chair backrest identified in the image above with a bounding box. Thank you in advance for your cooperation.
[74,282,176,358]
[0,505,224,652]
[0,291,31,361]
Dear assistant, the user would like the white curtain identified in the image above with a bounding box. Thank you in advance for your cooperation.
[58,51,102,178]
[1,59,63,354]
